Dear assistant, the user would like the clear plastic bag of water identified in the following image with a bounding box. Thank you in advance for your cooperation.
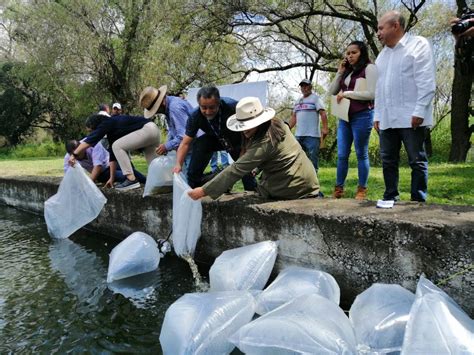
[256,266,340,315]
[44,164,107,239]
[230,293,358,354]
[209,240,278,292]
[401,275,474,354]
[143,152,176,196]
[107,232,161,283]
[349,283,415,354]
[159,291,255,355]
[172,173,202,257]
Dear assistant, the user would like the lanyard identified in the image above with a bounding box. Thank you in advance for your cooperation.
[206,110,222,137]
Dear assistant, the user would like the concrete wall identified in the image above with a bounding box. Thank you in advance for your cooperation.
[1,176,473,315]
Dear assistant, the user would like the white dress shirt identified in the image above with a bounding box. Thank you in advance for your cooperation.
[374,33,436,129]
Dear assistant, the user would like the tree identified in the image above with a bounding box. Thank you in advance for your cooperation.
[2,0,246,142]
[449,0,473,161]
[196,0,428,80]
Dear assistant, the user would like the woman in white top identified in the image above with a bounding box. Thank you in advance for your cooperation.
[328,41,378,200]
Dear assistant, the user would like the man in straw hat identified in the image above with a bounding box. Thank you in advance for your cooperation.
[139,85,194,157]
[173,85,256,190]
[188,97,320,200]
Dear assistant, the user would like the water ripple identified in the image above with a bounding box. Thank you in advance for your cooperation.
[0,206,203,353]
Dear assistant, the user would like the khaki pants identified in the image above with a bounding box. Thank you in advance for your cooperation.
[112,122,160,176]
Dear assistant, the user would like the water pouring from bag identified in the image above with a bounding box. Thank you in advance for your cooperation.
[182,254,209,292]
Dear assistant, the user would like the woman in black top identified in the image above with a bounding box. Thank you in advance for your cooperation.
[69,113,160,190]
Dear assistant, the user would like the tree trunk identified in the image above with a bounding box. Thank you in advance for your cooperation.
[449,0,473,162]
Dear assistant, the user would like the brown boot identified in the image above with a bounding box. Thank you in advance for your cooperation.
[333,186,344,199]
[355,186,367,200]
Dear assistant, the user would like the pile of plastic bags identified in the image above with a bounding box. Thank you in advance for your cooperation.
[159,239,474,354]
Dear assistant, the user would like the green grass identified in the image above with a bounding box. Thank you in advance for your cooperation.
[1,156,472,206]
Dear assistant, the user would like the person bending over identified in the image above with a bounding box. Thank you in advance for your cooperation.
[188,97,320,201]
[172,85,256,190]
[68,113,160,191]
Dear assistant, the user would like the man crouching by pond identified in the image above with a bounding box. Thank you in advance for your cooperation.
[188,97,320,201]
[172,85,256,190]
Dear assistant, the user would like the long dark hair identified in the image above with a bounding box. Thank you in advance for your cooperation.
[343,40,371,79]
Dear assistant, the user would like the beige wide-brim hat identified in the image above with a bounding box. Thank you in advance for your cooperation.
[139,85,167,118]
[227,97,275,132]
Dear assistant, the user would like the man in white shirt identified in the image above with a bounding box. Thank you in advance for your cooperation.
[374,11,436,202]
[289,79,329,173]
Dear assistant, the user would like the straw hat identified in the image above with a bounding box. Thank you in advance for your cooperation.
[139,85,167,118]
[226,97,275,132]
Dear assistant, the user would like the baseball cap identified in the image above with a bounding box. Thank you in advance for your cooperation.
[112,102,122,110]
[299,79,312,86]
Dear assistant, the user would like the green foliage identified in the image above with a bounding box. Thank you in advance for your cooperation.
[0,62,35,145]
[430,117,452,162]
[0,140,64,159]
[1,0,247,140]
[320,114,453,167]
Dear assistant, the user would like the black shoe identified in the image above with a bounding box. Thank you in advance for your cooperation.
[115,179,140,191]
[383,195,400,202]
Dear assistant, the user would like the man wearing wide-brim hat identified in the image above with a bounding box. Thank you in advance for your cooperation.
[139,85,194,156]
[188,97,320,201]
[172,85,256,190]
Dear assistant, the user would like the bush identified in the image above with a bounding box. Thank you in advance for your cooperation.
[0,140,64,159]
[429,117,451,162]
[321,116,453,167]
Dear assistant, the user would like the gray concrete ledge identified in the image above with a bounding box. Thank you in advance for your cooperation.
[0,176,473,315]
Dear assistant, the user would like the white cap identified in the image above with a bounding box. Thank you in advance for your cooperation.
[112,102,122,110]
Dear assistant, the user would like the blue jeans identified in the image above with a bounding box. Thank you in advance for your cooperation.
[379,127,428,202]
[296,136,320,172]
[336,110,373,188]
[210,151,230,172]
[97,165,147,184]
[187,134,256,190]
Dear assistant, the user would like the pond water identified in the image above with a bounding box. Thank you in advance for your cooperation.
[0,205,203,353]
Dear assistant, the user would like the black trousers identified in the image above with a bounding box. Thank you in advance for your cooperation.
[187,134,256,190]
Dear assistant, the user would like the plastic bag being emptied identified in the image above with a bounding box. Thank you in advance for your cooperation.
[172,173,202,257]
[44,164,107,239]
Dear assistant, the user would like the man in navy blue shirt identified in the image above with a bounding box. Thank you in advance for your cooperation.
[173,85,256,190]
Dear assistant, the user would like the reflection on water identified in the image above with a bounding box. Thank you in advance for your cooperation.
[108,271,160,309]
[48,239,108,313]
[0,205,204,353]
